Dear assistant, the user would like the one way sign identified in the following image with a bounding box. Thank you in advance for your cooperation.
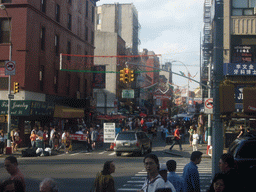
[204,98,213,114]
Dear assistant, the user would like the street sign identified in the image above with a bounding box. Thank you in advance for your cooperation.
[223,63,256,76]
[5,61,16,76]
[204,98,213,114]
[104,123,115,143]
[122,89,134,99]
[8,94,14,99]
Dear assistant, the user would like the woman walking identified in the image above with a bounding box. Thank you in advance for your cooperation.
[93,161,116,192]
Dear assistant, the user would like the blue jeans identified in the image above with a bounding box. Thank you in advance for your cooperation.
[169,139,182,150]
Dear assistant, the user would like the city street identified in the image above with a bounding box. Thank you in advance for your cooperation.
[0,138,212,192]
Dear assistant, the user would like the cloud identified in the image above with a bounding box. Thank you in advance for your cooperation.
[96,0,204,90]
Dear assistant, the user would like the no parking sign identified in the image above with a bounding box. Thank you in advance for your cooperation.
[5,61,16,76]
[204,98,213,114]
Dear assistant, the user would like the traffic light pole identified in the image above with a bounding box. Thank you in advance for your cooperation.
[1,4,13,149]
[212,0,224,177]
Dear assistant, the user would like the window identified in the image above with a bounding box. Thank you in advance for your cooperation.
[232,0,256,15]
[41,0,46,13]
[54,70,58,93]
[96,14,101,25]
[86,1,89,18]
[0,19,10,43]
[68,0,72,5]
[91,31,94,45]
[92,6,95,23]
[67,14,72,30]
[67,41,71,60]
[40,27,46,51]
[66,73,71,95]
[55,35,59,56]
[39,65,44,91]
[85,26,88,41]
[56,4,60,22]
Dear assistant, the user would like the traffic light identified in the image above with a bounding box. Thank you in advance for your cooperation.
[13,82,19,93]
[124,68,129,83]
[243,87,256,113]
[129,70,134,82]
[120,69,125,83]
[219,82,235,113]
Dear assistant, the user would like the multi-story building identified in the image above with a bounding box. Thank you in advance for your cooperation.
[95,3,140,55]
[94,3,139,114]
[0,0,98,145]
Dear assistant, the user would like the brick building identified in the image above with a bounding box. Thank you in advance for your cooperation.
[0,0,98,146]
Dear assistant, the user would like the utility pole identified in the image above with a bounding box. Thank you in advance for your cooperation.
[212,0,224,177]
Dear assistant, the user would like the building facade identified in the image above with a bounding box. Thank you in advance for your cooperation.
[94,3,139,114]
[0,0,98,146]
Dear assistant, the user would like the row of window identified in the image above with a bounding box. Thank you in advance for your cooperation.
[40,25,94,53]
[232,0,256,16]
[41,0,95,24]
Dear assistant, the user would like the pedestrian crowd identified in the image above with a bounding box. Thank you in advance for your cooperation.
[89,151,246,192]
[0,148,247,191]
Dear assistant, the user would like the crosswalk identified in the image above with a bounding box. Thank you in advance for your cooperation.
[117,163,212,192]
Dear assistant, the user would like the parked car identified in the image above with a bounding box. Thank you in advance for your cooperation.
[114,131,152,156]
[228,133,256,174]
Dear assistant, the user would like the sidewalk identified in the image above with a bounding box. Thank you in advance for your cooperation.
[0,147,62,159]
[164,142,211,159]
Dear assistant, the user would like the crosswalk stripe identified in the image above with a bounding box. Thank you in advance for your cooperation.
[118,164,212,192]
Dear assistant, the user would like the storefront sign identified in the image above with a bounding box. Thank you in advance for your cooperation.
[0,100,55,116]
[223,63,256,76]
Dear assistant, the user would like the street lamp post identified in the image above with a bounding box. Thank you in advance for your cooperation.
[172,60,190,113]
[0,4,12,149]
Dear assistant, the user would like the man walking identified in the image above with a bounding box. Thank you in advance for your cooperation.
[169,125,182,151]
[183,151,203,192]
[166,160,185,192]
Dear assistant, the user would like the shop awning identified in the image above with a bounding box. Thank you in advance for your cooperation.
[54,105,84,118]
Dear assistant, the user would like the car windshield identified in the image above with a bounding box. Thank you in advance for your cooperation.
[117,132,136,140]
[237,141,256,158]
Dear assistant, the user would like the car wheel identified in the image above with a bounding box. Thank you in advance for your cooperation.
[116,152,121,156]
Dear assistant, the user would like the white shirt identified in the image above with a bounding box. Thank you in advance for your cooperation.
[192,133,199,145]
[61,132,66,140]
[141,174,165,192]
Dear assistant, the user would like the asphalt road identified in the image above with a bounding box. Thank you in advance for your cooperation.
[0,138,212,192]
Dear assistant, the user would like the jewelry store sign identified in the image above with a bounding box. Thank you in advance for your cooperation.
[0,100,54,116]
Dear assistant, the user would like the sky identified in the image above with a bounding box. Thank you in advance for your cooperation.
[96,0,205,91]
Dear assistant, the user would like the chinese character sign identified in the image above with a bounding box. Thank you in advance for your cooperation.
[223,63,256,76]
